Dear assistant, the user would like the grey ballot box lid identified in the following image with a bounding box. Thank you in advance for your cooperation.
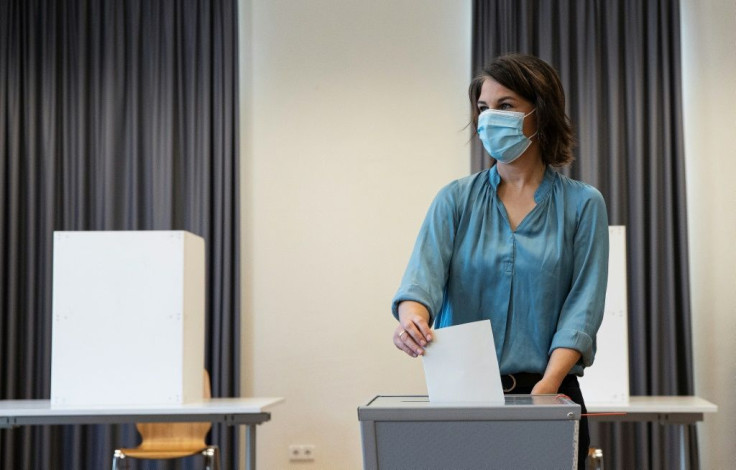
[358,394,581,422]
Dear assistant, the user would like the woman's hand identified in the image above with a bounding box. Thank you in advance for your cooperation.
[394,301,433,357]
[530,378,560,395]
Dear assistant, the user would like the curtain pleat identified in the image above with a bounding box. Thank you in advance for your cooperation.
[0,0,241,468]
[472,1,696,468]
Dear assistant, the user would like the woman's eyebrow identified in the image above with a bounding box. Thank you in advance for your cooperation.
[478,96,517,107]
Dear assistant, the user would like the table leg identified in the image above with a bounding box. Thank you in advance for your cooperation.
[680,424,691,470]
[246,423,257,470]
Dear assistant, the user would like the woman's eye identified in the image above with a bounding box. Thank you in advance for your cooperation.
[478,105,489,112]
[499,103,512,110]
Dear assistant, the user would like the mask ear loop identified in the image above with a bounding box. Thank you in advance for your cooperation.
[524,108,538,141]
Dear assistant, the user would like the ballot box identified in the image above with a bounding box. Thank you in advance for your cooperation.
[358,395,580,470]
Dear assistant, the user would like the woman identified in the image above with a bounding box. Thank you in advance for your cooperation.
[391,54,609,469]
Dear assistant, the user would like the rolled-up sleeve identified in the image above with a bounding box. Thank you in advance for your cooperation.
[549,188,609,367]
[391,183,458,325]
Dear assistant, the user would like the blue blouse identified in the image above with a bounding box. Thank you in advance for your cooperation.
[392,165,609,376]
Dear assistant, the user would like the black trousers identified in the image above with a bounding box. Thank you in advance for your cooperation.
[503,375,589,470]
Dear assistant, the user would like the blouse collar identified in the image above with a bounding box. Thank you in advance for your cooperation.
[488,164,557,204]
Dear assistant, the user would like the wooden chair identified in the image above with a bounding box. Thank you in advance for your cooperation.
[111,371,220,470]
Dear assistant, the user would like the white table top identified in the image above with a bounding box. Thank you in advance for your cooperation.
[0,397,284,417]
[586,396,717,414]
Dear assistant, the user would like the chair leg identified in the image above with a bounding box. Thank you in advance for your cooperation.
[202,446,221,470]
[587,447,604,470]
[112,450,128,470]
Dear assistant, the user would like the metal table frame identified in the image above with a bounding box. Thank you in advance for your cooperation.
[0,397,283,470]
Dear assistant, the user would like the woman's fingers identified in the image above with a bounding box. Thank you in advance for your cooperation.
[394,332,418,357]
[394,318,432,357]
[393,326,418,357]
[412,317,433,343]
[404,316,432,348]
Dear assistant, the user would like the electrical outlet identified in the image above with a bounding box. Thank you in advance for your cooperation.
[288,444,316,461]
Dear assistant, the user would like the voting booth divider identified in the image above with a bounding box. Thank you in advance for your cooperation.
[50,231,206,407]
[579,226,630,405]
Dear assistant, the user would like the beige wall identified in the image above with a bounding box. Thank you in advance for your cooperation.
[240,1,735,468]
[681,1,736,468]
[240,1,472,468]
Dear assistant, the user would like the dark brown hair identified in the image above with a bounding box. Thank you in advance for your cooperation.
[469,54,575,167]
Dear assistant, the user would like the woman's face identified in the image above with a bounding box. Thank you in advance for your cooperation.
[477,78,538,138]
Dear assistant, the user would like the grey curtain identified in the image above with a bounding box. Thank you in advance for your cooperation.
[1,0,241,468]
[472,1,695,469]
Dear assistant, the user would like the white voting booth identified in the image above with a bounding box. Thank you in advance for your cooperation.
[51,231,205,407]
[579,225,630,404]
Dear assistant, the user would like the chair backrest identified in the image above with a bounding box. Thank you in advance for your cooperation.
[135,370,212,452]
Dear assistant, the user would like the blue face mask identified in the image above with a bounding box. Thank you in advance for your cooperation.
[477,108,537,164]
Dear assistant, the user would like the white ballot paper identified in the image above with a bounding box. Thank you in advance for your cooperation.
[421,320,505,404]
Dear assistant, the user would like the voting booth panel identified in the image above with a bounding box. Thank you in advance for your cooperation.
[579,226,630,404]
[359,395,580,470]
[51,231,205,407]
